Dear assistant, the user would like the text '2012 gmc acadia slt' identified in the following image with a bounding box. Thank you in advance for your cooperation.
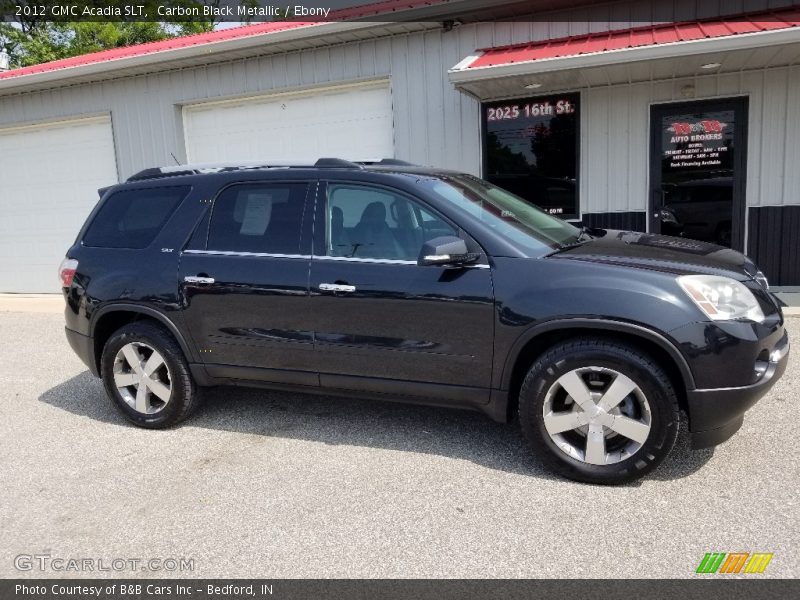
[61,159,789,484]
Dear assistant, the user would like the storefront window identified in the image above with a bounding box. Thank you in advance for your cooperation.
[483,93,579,219]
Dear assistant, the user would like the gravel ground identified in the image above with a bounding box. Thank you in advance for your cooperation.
[0,312,797,579]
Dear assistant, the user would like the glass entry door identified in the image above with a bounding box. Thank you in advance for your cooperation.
[649,97,747,249]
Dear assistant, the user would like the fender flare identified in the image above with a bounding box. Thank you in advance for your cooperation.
[499,318,696,391]
[90,303,197,364]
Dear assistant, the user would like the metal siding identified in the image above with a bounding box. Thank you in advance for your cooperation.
[424,30,446,167]
[747,206,800,285]
[741,70,763,208]
[454,26,482,173]
[783,207,800,284]
[785,65,800,208]
[607,86,631,213]
[389,34,411,164]
[760,69,786,207]
[582,87,610,214]
[627,86,650,214]
[405,32,430,164]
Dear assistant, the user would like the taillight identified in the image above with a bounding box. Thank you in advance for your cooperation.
[59,258,78,288]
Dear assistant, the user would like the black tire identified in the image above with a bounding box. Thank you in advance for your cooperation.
[518,338,679,484]
[100,320,200,428]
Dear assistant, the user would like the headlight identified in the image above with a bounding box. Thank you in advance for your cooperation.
[677,275,765,322]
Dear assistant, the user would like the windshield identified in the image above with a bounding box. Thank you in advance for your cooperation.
[423,174,584,254]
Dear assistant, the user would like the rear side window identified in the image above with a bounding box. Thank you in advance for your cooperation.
[83,186,190,249]
[207,182,309,255]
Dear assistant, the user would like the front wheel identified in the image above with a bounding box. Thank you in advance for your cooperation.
[518,339,679,484]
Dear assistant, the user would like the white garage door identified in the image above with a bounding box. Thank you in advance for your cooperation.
[0,116,118,293]
[183,81,394,164]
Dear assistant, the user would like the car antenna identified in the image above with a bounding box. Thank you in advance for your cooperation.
[170,152,181,165]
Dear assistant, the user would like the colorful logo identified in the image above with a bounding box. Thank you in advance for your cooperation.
[668,120,728,135]
[696,552,773,574]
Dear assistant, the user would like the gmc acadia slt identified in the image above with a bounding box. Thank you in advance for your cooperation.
[60,159,789,484]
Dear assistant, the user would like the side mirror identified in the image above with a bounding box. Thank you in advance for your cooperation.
[417,236,480,267]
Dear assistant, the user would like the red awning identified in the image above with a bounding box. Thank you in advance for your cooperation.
[465,8,800,70]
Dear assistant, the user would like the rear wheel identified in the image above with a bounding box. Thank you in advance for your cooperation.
[101,321,200,428]
[518,338,679,484]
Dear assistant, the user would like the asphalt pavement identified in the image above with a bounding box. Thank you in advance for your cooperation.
[0,312,797,578]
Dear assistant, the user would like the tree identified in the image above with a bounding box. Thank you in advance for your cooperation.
[485,132,530,175]
[0,1,223,69]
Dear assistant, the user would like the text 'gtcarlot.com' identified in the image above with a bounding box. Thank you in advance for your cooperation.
[13,554,194,572]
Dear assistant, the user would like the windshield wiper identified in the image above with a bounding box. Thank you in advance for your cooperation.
[546,226,595,255]
[563,226,595,247]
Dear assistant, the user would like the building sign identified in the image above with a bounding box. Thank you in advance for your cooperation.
[483,93,579,219]
[663,114,732,171]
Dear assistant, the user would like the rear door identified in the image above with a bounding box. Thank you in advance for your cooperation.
[308,181,495,404]
[179,179,317,386]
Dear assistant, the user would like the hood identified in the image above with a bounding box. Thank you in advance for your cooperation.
[549,230,760,281]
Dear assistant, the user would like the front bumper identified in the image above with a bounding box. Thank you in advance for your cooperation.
[687,331,789,448]
[65,326,99,376]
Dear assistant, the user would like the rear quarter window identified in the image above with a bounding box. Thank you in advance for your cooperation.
[83,186,190,249]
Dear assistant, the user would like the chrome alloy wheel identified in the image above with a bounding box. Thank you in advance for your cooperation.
[112,342,172,414]
[542,367,652,466]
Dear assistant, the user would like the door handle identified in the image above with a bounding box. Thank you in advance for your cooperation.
[184,275,215,284]
[319,283,356,293]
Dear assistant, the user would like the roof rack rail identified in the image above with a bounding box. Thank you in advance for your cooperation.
[124,157,418,182]
[126,161,319,182]
[314,158,364,169]
[357,158,418,166]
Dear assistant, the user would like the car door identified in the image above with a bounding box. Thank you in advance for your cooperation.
[179,179,317,386]
[308,181,495,405]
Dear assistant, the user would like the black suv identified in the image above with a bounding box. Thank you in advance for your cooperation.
[61,159,789,484]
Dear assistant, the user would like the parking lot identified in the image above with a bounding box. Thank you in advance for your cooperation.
[0,310,797,578]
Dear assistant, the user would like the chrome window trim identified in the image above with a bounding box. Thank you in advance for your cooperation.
[181,250,490,268]
[311,255,490,268]
[183,249,311,259]
[312,255,417,265]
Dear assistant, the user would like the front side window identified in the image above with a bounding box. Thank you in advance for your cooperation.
[326,184,457,260]
[83,186,190,249]
[207,182,308,254]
